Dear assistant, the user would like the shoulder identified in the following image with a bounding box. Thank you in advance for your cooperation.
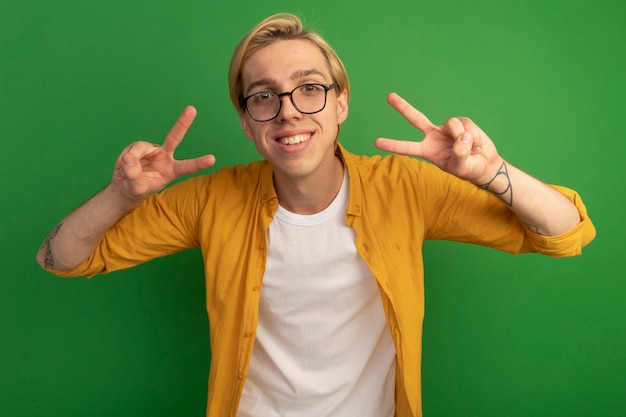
[210,160,270,186]
[339,145,479,210]
[339,145,445,182]
[161,159,271,201]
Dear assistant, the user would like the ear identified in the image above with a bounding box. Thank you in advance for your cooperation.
[336,88,349,125]
[239,113,254,140]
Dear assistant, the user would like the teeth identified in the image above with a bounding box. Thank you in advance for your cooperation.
[277,134,310,145]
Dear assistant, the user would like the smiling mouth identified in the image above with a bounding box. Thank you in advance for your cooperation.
[276,134,311,145]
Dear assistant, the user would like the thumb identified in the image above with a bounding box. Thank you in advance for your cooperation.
[446,132,474,176]
[118,153,142,180]
[456,132,473,157]
[122,154,135,166]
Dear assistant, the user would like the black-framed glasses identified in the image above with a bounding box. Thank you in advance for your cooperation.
[240,83,340,122]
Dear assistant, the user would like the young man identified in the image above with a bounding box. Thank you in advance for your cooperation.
[37,13,595,417]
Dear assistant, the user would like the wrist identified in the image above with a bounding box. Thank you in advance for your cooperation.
[102,182,144,214]
[477,160,513,206]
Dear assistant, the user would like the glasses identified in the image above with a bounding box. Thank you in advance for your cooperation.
[241,83,339,122]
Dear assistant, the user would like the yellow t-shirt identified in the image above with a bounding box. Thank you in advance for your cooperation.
[52,144,596,417]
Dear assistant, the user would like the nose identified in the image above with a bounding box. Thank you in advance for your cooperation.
[276,93,302,122]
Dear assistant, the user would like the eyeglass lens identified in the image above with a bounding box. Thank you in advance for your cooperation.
[245,84,333,122]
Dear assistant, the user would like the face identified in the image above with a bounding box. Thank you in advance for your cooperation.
[239,39,349,183]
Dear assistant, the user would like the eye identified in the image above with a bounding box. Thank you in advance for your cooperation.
[250,91,276,105]
[298,84,324,95]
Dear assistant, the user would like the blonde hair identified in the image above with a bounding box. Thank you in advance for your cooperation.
[228,13,350,113]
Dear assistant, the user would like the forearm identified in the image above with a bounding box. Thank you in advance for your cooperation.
[36,183,140,271]
[478,160,581,236]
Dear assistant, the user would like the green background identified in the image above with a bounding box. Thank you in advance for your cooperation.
[2,0,624,416]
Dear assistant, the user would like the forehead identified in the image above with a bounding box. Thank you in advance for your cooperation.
[241,39,332,91]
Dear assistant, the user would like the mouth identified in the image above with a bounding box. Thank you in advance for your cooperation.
[276,133,312,145]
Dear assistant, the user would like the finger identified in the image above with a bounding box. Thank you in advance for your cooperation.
[113,141,160,175]
[162,106,198,154]
[458,117,484,153]
[116,141,157,160]
[173,154,217,178]
[375,137,425,158]
[387,93,436,134]
[114,152,143,181]
[126,141,161,159]
[452,132,473,160]
[441,117,467,141]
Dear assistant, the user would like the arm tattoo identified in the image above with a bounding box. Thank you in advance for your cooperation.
[478,161,513,206]
[41,222,64,269]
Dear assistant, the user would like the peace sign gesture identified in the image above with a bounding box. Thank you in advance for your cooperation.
[112,106,216,204]
[375,93,503,185]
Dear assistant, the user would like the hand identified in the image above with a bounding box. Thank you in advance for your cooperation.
[112,106,216,204]
[375,93,502,184]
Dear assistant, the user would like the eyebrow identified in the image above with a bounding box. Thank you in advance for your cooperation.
[245,69,328,95]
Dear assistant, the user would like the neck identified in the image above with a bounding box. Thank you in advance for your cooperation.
[274,154,344,215]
